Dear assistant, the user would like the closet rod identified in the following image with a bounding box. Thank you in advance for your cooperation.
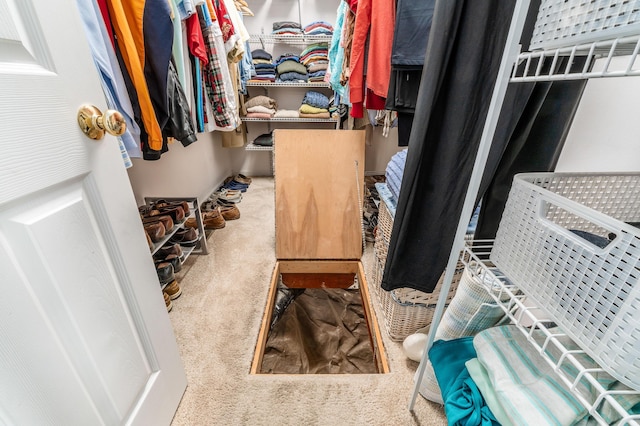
[408,0,532,412]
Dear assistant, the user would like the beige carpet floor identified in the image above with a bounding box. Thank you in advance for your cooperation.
[169,177,447,426]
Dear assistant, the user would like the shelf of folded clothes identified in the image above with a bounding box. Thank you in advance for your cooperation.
[246,81,330,88]
[430,242,640,425]
[242,117,338,123]
[249,34,332,44]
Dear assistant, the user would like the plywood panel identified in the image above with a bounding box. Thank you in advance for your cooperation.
[275,130,365,260]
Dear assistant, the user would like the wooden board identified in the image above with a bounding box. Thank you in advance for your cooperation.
[274,129,365,260]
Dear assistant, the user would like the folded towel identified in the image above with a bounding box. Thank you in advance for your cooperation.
[246,105,275,115]
[245,112,273,119]
[429,338,499,426]
[273,109,300,118]
[299,112,330,119]
[434,265,510,342]
[299,104,328,114]
[245,95,277,110]
[466,359,514,426]
[474,326,588,426]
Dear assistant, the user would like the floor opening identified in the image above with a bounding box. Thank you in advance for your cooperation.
[251,261,388,375]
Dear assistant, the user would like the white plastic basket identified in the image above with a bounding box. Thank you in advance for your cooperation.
[491,172,640,391]
[530,0,640,50]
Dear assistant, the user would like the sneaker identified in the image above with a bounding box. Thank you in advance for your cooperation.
[163,291,173,312]
[164,280,182,300]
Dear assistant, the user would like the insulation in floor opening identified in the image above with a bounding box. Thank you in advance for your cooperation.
[260,287,378,374]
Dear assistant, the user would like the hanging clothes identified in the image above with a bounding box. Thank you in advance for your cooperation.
[198,6,235,129]
[168,0,188,90]
[104,0,164,155]
[326,2,349,92]
[385,0,436,146]
[77,0,141,165]
[381,0,517,293]
[348,0,395,118]
[105,0,196,159]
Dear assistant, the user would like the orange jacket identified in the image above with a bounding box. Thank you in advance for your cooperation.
[106,0,163,151]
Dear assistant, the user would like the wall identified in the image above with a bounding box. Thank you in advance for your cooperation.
[556,56,640,172]
[126,133,232,206]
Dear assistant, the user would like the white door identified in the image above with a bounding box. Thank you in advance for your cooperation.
[0,1,187,425]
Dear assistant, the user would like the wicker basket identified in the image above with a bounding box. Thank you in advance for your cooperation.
[374,199,394,265]
[373,257,463,341]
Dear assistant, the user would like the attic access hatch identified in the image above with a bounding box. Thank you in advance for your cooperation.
[251,129,388,375]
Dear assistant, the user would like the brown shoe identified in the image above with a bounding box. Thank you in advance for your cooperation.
[144,222,166,242]
[165,280,182,299]
[157,243,184,261]
[145,230,154,251]
[164,291,173,312]
[154,200,190,216]
[220,205,240,220]
[142,214,174,233]
[184,217,198,229]
[153,206,185,223]
[203,208,226,229]
[169,227,199,246]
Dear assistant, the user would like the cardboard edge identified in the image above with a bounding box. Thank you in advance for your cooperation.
[358,262,390,374]
[250,262,281,374]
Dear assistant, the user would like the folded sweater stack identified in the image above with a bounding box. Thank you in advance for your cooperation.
[299,91,330,119]
[303,21,333,36]
[272,21,302,36]
[250,49,275,82]
[245,95,277,118]
[300,43,329,82]
[275,53,307,83]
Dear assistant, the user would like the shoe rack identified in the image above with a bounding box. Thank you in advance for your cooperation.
[144,197,209,260]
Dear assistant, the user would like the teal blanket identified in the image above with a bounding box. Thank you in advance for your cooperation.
[429,338,499,426]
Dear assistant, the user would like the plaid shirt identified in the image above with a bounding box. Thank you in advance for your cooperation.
[199,13,233,128]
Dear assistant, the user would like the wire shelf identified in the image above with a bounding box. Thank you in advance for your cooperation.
[512,34,640,81]
[246,81,330,88]
[459,241,640,426]
[249,34,332,44]
[242,117,338,123]
[245,142,273,151]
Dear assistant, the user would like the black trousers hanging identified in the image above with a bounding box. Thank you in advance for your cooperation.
[381,0,517,293]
